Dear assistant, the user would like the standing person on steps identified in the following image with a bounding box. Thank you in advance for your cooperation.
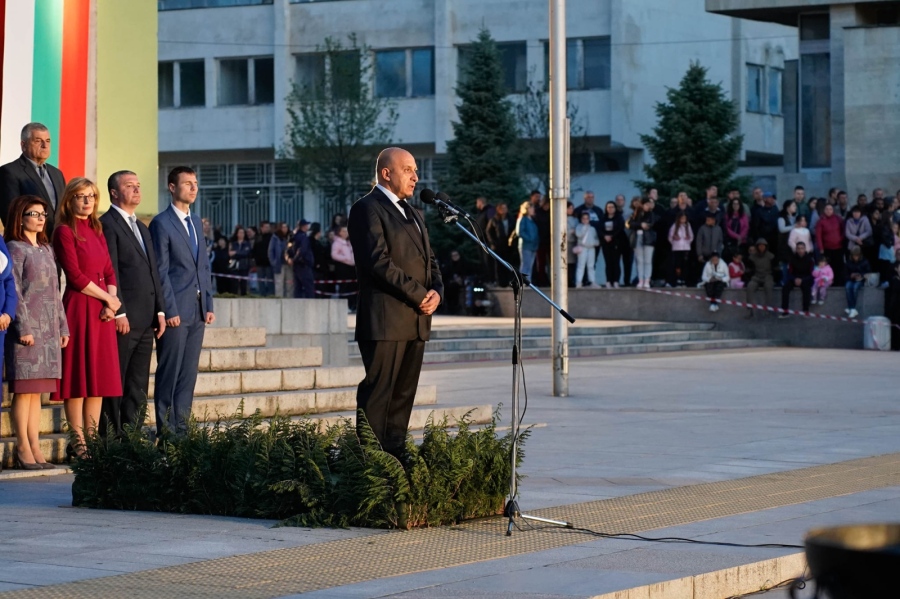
[348,147,442,457]
[150,167,215,436]
[0,123,66,231]
[100,171,166,436]
[52,179,122,457]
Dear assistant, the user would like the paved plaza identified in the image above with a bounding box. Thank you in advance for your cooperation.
[1,344,898,597]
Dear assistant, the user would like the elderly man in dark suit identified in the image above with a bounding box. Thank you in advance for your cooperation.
[100,171,167,436]
[348,147,443,456]
[149,166,215,435]
[0,123,66,229]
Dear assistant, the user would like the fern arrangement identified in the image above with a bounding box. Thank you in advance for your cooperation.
[70,404,526,529]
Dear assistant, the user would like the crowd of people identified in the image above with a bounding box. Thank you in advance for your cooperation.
[463,185,900,326]
[203,212,357,309]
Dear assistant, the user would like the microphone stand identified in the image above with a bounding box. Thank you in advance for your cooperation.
[435,206,574,535]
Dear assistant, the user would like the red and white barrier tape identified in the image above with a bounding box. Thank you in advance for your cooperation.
[642,286,900,329]
[212,272,357,285]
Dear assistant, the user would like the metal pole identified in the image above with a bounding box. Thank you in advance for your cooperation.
[549,0,569,396]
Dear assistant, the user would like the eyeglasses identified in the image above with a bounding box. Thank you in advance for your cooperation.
[23,211,49,219]
[74,193,96,201]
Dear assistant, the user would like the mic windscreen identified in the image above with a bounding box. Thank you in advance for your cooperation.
[436,192,451,202]
[420,188,436,205]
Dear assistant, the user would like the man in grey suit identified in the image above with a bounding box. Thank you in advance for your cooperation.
[0,123,66,229]
[150,166,215,435]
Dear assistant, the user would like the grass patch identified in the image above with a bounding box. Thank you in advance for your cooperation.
[71,405,525,529]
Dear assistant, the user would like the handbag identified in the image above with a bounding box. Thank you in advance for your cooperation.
[879,244,895,262]
[572,245,583,255]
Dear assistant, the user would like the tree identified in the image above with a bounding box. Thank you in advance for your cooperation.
[636,62,749,201]
[513,76,586,194]
[281,35,398,220]
[431,29,524,260]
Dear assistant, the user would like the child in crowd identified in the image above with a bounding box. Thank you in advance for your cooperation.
[701,252,729,312]
[812,255,833,305]
[574,212,600,288]
[728,252,745,289]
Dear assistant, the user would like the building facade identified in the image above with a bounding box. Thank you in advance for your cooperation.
[158,0,796,229]
[707,0,900,200]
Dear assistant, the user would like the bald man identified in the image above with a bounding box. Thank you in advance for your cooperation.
[348,147,443,456]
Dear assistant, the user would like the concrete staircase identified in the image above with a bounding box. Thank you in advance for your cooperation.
[349,321,776,365]
[0,327,490,468]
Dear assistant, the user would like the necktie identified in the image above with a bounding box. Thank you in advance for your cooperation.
[129,215,146,254]
[398,199,422,234]
[185,216,199,261]
[38,165,56,205]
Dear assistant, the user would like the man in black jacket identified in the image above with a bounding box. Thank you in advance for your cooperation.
[0,123,66,230]
[100,171,166,435]
[780,241,815,317]
[253,221,273,296]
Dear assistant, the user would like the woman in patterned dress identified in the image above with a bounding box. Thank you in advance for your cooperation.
[52,179,122,456]
[5,195,68,469]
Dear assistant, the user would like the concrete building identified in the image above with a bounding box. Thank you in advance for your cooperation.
[707,0,900,200]
[158,0,795,229]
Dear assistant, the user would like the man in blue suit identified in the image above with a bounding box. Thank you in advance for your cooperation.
[150,166,215,435]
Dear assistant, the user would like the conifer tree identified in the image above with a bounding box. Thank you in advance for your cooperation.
[430,29,524,260]
[636,62,748,201]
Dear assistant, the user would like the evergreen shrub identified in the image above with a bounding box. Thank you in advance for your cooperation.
[70,405,525,530]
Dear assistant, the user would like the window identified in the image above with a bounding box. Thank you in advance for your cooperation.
[569,150,629,174]
[219,59,249,105]
[217,56,275,106]
[746,64,764,113]
[159,62,175,108]
[458,42,527,94]
[374,47,434,98]
[544,37,611,90]
[295,54,326,99]
[159,0,272,9]
[800,53,831,169]
[799,13,830,41]
[768,68,782,115]
[157,60,209,108]
[331,51,361,100]
[294,51,360,100]
[180,60,206,107]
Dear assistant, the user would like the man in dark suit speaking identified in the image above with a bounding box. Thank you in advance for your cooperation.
[0,123,66,229]
[348,147,443,456]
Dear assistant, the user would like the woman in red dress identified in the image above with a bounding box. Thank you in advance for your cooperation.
[52,178,122,455]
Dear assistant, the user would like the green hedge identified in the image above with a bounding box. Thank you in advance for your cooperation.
[71,406,526,529]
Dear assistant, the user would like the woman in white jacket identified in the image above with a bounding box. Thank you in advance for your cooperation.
[575,212,600,288]
[701,252,730,312]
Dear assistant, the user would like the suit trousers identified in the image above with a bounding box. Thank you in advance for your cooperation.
[356,339,425,456]
[154,306,205,435]
[101,325,154,436]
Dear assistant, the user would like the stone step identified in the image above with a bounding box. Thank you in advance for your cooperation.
[415,338,776,364]
[202,327,267,349]
[346,321,716,342]
[1,366,368,437]
[0,386,440,466]
[147,366,364,398]
[150,346,322,373]
[350,330,735,355]
[310,404,494,433]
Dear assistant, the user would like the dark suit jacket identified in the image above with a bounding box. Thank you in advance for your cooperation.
[100,208,164,329]
[0,155,65,227]
[149,205,214,322]
[348,186,443,342]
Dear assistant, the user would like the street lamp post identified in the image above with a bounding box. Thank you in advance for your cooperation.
[549,0,569,397]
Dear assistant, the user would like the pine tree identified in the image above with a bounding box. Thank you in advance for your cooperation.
[636,62,748,201]
[430,29,524,260]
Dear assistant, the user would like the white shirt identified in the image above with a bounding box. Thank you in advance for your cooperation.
[376,184,421,233]
[170,203,198,241]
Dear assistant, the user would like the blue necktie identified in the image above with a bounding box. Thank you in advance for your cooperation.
[185,216,199,261]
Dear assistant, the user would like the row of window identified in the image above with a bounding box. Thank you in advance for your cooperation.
[158,0,349,9]
[158,38,611,108]
[746,64,782,116]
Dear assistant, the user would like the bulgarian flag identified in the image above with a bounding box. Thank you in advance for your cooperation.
[0,0,92,178]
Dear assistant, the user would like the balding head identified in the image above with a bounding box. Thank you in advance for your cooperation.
[375,147,418,200]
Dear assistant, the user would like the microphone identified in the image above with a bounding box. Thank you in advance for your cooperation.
[419,188,472,219]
